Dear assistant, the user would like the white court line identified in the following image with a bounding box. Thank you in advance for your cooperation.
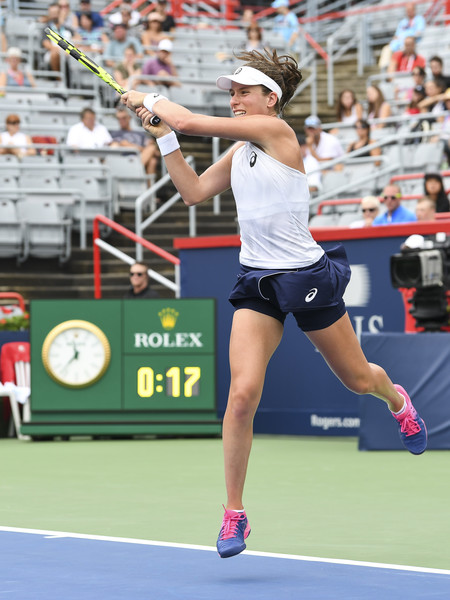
[1,525,450,577]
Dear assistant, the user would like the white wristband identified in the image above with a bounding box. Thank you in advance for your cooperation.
[156,131,180,156]
[143,93,168,113]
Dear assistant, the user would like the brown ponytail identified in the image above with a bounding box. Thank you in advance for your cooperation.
[234,49,302,115]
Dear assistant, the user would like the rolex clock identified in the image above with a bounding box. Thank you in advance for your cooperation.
[41,319,111,388]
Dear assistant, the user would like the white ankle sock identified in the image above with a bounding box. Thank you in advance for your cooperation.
[231,509,245,513]
[392,399,407,416]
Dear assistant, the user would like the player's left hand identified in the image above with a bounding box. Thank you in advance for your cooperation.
[137,107,172,138]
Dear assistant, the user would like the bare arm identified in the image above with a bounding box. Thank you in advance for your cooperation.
[138,107,236,206]
[121,90,292,154]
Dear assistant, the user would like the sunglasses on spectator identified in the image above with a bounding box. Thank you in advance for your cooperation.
[130,271,146,277]
[6,120,20,125]
[362,207,377,213]
[383,194,401,200]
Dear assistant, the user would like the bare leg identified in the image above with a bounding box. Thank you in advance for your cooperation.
[141,144,159,175]
[305,312,404,412]
[223,309,283,509]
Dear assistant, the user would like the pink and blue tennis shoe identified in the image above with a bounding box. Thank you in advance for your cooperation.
[392,385,427,455]
[217,506,251,558]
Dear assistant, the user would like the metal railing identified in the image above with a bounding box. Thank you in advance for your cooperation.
[134,155,196,262]
[93,214,180,299]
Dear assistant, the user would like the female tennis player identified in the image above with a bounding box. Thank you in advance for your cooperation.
[121,49,427,559]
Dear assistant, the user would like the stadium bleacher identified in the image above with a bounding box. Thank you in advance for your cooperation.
[0,0,447,272]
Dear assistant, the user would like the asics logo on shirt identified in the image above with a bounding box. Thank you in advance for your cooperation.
[249,152,257,167]
[305,288,318,302]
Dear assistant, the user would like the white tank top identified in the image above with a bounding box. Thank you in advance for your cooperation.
[231,142,324,269]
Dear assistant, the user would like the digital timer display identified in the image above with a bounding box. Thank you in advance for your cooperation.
[137,366,201,398]
[123,355,215,411]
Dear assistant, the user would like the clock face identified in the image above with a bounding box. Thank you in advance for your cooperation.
[42,320,111,388]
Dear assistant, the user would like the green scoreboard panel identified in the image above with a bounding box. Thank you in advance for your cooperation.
[22,299,221,438]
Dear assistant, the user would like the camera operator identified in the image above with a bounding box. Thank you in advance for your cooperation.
[373,184,417,225]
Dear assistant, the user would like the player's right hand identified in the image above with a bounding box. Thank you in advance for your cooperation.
[121,90,147,110]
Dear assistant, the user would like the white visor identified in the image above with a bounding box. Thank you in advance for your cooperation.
[216,66,282,100]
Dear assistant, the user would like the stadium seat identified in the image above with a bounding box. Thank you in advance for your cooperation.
[16,198,72,262]
[168,85,208,110]
[0,154,21,178]
[0,199,23,259]
[19,173,59,191]
[308,213,340,227]
[20,154,60,177]
[103,153,152,210]
[59,174,113,226]
[321,170,351,198]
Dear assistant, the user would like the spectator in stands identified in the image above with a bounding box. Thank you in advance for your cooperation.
[396,64,426,102]
[110,106,159,176]
[109,1,141,29]
[113,44,142,90]
[415,196,437,221]
[412,66,426,89]
[429,55,450,89]
[403,84,431,144]
[41,2,74,74]
[151,0,176,34]
[378,2,425,69]
[304,115,344,166]
[58,0,78,30]
[392,3,425,49]
[111,3,141,37]
[366,85,391,128]
[388,36,426,74]
[66,107,113,149]
[125,262,159,298]
[0,114,36,158]
[240,8,256,28]
[337,89,363,124]
[104,23,143,68]
[74,0,103,29]
[141,39,180,88]
[0,5,6,53]
[346,119,382,165]
[0,47,36,94]
[72,12,106,54]
[349,195,380,228]
[418,78,448,121]
[271,0,299,52]
[217,25,269,63]
[141,13,166,55]
[405,84,426,114]
[241,25,267,53]
[333,89,363,131]
[441,91,450,166]
[297,134,321,194]
[423,173,450,213]
[373,184,417,225]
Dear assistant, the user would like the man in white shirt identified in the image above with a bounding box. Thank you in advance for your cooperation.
[66,108,112,149]
[304,115,344,165]
[297,134,321,193]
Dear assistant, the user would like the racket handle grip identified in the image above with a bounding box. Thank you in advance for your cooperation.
[150,115,161,126]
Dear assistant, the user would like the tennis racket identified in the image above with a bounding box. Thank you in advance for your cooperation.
[45,27,161,126]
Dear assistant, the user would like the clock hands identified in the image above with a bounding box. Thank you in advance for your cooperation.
[60,340,80,374]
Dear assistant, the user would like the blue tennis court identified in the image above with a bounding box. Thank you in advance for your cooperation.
[2,526,450,599]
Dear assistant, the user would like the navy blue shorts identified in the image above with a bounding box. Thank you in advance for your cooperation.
[228,245,351,332]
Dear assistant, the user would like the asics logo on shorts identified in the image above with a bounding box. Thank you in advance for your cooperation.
[305,288,318,302]
[249,152,257,167]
